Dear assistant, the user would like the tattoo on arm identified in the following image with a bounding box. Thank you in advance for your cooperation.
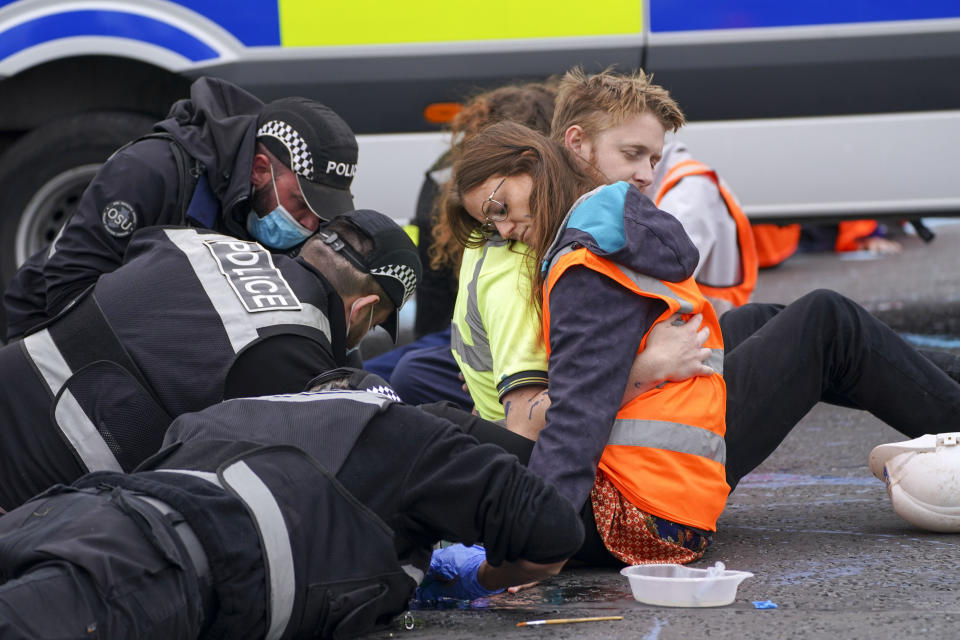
[527,391,549,419]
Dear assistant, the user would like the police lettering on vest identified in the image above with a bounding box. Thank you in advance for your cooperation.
[204,239,302,312]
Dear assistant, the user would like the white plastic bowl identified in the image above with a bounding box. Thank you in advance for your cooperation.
[621,562,753,607]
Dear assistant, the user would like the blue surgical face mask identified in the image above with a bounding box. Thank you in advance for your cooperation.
[246,166,312,249]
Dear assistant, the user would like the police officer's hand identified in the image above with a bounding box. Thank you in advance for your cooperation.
[415,544,505,603]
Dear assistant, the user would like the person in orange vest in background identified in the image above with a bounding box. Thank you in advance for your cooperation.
[753,220,902,268]
[646,140,757,316]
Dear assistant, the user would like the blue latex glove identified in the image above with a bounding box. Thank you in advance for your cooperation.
[415,544,505,602]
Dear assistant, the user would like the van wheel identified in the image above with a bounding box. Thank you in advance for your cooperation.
[0,111,157,285]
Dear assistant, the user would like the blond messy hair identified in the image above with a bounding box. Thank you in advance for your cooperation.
[550,67,686,143]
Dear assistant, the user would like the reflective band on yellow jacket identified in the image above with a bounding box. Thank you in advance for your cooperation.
[654,160,758,308]
[543,246,729,532]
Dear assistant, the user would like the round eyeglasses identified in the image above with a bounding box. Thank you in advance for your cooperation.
[481,177,508,223]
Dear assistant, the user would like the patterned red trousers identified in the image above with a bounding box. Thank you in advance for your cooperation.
[590,468,711,565]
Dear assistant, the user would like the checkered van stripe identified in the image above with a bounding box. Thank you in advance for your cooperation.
[371,264,417,307]
[257,120,315,180]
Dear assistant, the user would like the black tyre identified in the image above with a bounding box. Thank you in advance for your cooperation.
[0,111,157,286]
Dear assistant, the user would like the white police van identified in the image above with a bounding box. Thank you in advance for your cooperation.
[0,0,958,290]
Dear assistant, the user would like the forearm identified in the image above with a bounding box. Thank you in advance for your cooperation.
[477,558,566,591]
[503,385,550,440]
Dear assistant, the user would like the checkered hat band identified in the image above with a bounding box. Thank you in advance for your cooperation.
[258,120,315,180]
[366,385,402,403]
[371,264,417,307]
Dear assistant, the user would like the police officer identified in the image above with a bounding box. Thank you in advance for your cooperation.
[4,76,359,339]
[0,210,420,511]
[0,369,583,639]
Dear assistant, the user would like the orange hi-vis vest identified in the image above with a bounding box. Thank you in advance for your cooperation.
[752,223,801,268]
[653,160,758,308]
[543,245,730,532]
[753,219,881,268]
[834,220,879,252]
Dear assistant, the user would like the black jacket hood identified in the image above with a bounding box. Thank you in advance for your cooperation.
[155,77,264,225]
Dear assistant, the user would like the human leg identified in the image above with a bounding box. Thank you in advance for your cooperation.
[0,488,203,639]
[719,302,784,352]
[390,340,473,409]
[721,300,960,385]
[724,289,960,490]
[363,327,453,381]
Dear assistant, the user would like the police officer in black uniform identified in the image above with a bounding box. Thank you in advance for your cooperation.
[0,370,583,639]
[4,76,359,339]
[0,210,421,511]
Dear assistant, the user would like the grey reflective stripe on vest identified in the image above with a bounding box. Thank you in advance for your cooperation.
[156,468,222,485]
[547,244,699,326]
[221,460,296,640]
[22,329,122,472]
[451,242,504,372]
[547,244,695,314]
[543,244,576,284]
[608,418,726,465]
[164,228,331,353]
[617,264,695,315]
[707,349,724,375]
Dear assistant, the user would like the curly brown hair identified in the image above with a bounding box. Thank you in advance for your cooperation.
[428,82,557,273]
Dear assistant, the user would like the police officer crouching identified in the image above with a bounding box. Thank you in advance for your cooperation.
[0,369,584,639]
[0,210,421,512]
[4,77,361,340]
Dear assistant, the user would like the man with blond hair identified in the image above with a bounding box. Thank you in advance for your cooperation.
[552,66,756,315]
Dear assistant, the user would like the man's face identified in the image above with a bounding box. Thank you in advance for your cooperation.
[573,112,666,191]
[252,160,321,232]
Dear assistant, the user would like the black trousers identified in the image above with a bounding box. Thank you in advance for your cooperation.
[720,289,960,489]
[0,487,204,639]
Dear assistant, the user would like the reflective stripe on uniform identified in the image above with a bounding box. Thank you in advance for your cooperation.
[221,460,296,640]
[402,564,424,584]
[245,389,394,407]
[707,349,724,375]
[22,329,122,472]
[164,228,331,353]
[451,242,500,372]
[608,417,726,464]
[156,469,222,485]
